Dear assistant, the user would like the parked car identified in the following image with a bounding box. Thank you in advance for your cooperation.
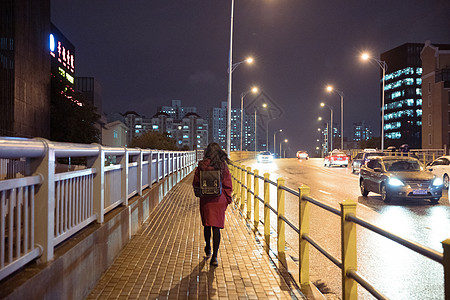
[351,151,386,173]
[426,155,450,189]
[257,151,274,163]
[324,150,348,167]
[359,156,443,203]
[296,151,309,160]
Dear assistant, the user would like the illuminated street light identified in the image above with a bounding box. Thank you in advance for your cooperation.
[326,85,344,150]
[320,102,333,151]
[273,129,282,156]
[240,86,258,151]
[262,103,270,151]
[226,0,255,155]
[361,52,388,151]
[280,139,288,158]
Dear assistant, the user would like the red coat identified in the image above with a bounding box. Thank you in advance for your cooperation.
[192,159,233,228]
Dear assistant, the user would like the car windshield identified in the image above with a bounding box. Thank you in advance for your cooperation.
[260,151,271,155]
[384,159,421,171]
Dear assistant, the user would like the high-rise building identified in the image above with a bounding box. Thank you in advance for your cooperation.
[0,0,51,137]
[352,121,373,142]
[421,41,450,149]
[158,100,197,120]
[380,43,424,148]
[208,101,257,151]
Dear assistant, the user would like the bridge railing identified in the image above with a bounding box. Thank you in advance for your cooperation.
[230,161,449,300]
[0,137,197,281]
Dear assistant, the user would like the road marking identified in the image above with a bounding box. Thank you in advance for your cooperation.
[319,190,332,195]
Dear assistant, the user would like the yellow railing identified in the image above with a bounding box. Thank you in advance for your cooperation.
[229,162,450,300]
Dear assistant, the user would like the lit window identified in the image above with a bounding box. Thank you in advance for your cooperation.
[152,125,158,129]
[416,88,422,96]
[114,130,118,139]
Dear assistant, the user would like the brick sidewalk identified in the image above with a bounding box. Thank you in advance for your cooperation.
[87,174,305,299]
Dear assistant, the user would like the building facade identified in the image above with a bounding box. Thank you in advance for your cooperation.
[0,0,51,138]
[380,43,424,148]
[208,101,257,152]
[102,120,128,147]
[352,121,373,142]
[157,100,197,120]
[421,41,450,149]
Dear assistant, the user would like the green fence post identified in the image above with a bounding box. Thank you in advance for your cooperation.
[277,177,285,255]
[340,200,358,300]
[299,184,311,286]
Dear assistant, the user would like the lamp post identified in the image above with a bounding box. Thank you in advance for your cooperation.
[261,103,270,151]
[320,102,333,152]
[318,117,329,154]
[225,0,254,155]
[361,52,388,151]
[274,129,282,156]
[240,87,258,151]
[326,85,344,150]
[280,139,288,158]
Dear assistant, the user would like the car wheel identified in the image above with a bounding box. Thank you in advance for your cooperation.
[360,179,369,196]
[430,197,440,204]
[381,184,391,203]
[444,174,449,189]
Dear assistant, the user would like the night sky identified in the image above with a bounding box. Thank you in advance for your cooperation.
[51,0,449,155]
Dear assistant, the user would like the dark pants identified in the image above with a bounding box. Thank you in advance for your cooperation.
[204,226,220,257]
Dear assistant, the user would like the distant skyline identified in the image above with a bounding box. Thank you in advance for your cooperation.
[51,0,450,155]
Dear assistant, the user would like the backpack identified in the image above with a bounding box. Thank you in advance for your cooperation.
[194,170,222,197]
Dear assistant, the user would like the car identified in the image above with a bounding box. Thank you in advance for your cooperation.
[296,151,309,160]
[257,151,274,163]
[351,151,386,173]
[359,156,443,203]
[426,155,450,189]
[324,150,348,167]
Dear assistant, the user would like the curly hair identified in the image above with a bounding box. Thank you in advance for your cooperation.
[203,142,230,170]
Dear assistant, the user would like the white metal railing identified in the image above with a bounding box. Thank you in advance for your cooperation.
[0,137,197,281]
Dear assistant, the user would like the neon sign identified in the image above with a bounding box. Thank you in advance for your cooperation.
[49,33,75,74]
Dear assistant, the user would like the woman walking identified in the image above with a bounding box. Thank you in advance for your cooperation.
[192,143,232,266]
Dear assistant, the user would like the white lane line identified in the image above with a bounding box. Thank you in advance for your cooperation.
[319,190,332,195]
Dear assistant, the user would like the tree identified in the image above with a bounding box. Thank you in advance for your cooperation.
[129,131,178,150]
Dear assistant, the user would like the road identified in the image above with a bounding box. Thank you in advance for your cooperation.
[235,157,449,299]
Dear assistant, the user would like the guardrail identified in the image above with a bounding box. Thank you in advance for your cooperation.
[229,161,450,300]
[0,137,197,281]
[349,148,446,165]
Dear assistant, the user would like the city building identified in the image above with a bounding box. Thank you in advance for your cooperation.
[158,100,197,120]
[0,0,51,138]
[122,111,152,145]
[352,121,373,142]
[380,43,424,148]
[208,101,257,151]
[102,120,128,147]
[421,41,450,150]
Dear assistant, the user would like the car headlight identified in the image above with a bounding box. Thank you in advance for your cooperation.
[432,177,443,186]
[388,178,404,186]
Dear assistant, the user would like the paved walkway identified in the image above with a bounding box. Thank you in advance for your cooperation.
[87,174,304,300]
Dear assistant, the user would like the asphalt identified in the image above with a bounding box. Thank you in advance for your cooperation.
[86,173,305,300]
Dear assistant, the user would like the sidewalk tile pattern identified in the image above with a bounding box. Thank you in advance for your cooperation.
[87,174,304,299]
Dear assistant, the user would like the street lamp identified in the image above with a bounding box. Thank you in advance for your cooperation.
[226,0,255,155]
[320,102,333,152]
[326,85,344,150]
[240,86,258,151]
[226,56,254,155]
[273,129,282,156]
[280,139,288,158]
[254,103,265,153]
[318,117,329,154]
[361,52,388,151]
[261,103,270,151]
